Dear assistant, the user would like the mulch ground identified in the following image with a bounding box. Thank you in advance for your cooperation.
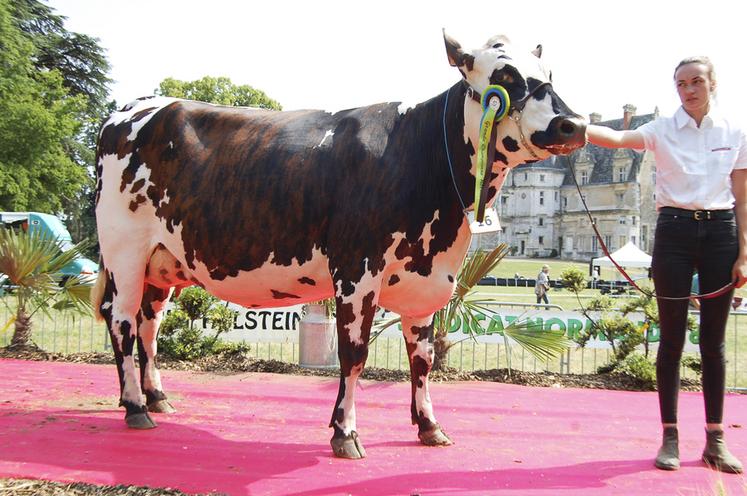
[0,345,702,495]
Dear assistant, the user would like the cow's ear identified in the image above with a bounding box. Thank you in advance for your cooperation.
[532,44,543,58]
[443,29,474,71]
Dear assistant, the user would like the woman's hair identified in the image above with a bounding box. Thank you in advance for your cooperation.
[673,56,717,91]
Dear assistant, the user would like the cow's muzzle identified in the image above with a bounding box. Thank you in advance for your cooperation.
[535,115,587,155]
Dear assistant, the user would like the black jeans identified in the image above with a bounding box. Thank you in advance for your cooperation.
[652,213,737,424]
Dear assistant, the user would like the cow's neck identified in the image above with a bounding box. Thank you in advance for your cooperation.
[433,82,503,214]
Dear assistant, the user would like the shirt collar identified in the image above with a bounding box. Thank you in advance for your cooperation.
[674,105,722,130]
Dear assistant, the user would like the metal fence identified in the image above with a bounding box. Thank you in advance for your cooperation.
[1,300,745,390]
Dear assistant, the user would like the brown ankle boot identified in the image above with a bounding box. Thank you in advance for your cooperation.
[702,429,743,474]
[655,426,680,470]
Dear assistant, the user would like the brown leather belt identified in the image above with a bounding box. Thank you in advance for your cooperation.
[659,207,734,221]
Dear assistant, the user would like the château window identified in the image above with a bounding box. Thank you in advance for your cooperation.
[540,174,545,182]
[581,171,588,185]
[539,191,545,205]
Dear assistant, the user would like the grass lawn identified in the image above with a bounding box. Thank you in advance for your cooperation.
[490,256,650,282]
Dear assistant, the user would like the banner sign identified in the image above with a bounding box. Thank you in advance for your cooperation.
[192,302,702,352]
[193,302,304,343]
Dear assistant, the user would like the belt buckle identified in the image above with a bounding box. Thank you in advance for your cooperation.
[693,210,710,220]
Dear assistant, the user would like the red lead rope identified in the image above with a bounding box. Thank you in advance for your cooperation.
[567,157,734,301]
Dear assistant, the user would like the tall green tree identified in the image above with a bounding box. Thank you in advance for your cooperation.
[2,0,113,248]
[157,76,282,109]
[0,0,88,213]
[12,0,111,113]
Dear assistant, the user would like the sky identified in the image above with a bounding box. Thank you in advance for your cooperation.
[48,0,746,123]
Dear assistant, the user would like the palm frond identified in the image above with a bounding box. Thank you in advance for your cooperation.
[455,243,510,298]
[501,317,574,361]
[0,229,59,288]
[0,228,95,321]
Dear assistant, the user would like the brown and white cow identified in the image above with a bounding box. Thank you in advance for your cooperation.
[91,32,585,459]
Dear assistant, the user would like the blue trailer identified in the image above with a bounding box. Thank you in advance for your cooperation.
[0,212,98,283]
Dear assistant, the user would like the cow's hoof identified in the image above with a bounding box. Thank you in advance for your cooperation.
[418,424,453,446]
[125,412,157,429]
[331,431,367,459]
[148,399,176,414]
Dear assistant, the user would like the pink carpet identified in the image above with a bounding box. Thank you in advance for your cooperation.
[0,358,745,495]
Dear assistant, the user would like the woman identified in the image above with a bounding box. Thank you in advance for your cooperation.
[586,56,747,473]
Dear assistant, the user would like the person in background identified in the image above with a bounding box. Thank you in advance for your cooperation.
[586,56,747,473]
[534,264,550,305]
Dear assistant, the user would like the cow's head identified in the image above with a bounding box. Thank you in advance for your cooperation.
[444,31,585,165]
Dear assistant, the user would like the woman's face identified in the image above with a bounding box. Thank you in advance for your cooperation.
[675,63,714,115]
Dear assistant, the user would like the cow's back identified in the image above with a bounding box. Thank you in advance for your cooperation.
[95,97,439,308]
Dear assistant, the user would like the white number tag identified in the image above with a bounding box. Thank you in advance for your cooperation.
[466,207,502,234]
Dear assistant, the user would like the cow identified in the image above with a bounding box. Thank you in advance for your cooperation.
[91,31,586,459]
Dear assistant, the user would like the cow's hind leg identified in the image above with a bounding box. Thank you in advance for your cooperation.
[137,284,176,414]
[97,268,155,429]
[402,315,453,446]
[328,283,381,459]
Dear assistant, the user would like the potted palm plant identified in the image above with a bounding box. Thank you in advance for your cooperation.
[298,298,338,369]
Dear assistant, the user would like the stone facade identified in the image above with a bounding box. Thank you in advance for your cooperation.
[471,106,659,262]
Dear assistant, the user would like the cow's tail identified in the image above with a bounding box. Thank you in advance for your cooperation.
[90,266,106,322]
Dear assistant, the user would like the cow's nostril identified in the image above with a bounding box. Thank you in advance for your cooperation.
[559,120,577,135]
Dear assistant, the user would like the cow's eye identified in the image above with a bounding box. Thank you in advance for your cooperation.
[497,73,514,85]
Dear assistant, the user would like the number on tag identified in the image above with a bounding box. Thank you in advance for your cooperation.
[466,207,502,234]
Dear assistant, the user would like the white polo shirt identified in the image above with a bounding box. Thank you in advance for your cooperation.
[637,106,747,211]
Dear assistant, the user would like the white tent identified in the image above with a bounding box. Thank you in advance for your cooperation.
[592,241,652,268]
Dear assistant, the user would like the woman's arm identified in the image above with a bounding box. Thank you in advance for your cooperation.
[586,124,646,149]
[731,168,747,288]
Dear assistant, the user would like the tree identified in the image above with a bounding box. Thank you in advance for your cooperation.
[0,227,92,349]
[156,76,282,109]
[11,0,111,113]
[4,0,113,246]
[0,0,89,213]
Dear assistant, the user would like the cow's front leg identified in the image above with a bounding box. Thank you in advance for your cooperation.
[402,315,453,446]
[137,285,175,414]
[328,282,380,459]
